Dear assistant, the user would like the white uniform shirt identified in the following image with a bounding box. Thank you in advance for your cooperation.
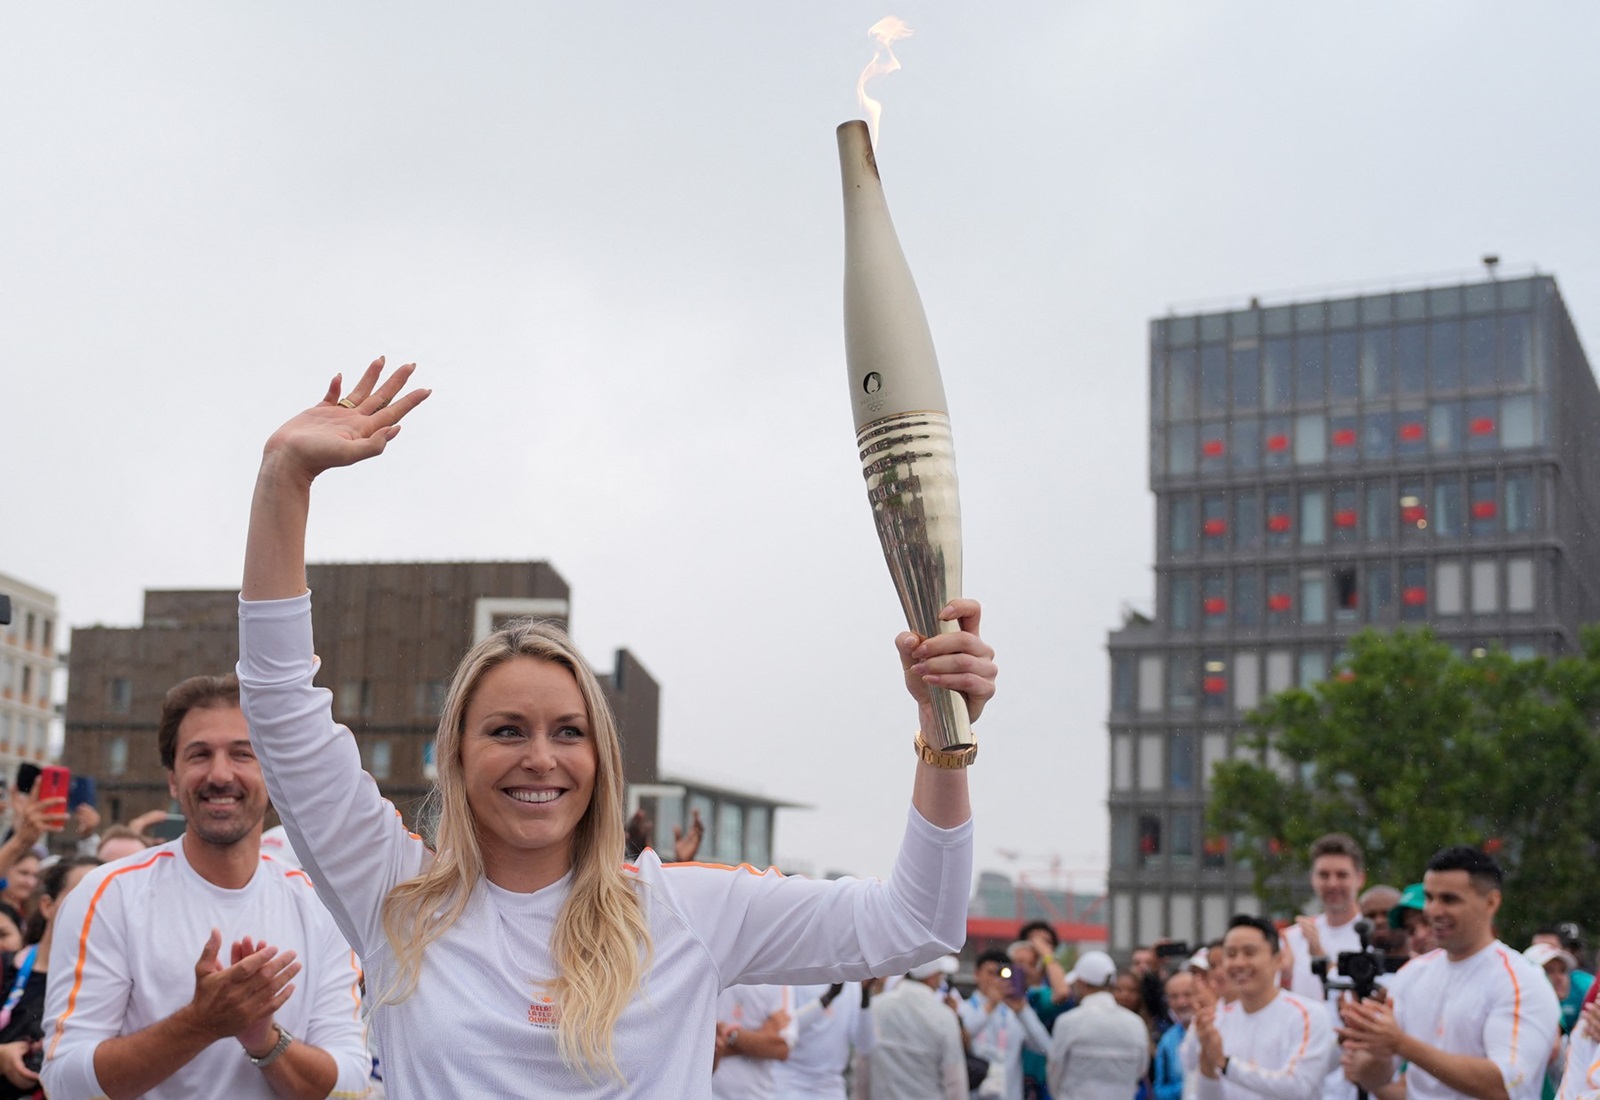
[1388,943,1561,1100]
[959,992,1049,1100]
[1558,1027,1600,1100]
[237,593,972,1099]
[1047,989,1152,1100]
[773,982,874,1100]
[41,839,370,1100]
[714,984,798,1099]
[1284,913,1365,1100]
[1181,989,1335,1100]
[867,979,967,1100]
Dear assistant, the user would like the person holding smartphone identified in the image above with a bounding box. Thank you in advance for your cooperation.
[962,950,1051,1100]
[234,358,995,1097]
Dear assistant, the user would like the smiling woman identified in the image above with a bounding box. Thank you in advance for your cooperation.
[236,358,996,1098]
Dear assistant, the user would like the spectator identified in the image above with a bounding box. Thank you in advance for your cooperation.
[962,948,1050,1100]
[1183,915,1334,1100]
[1154,971,1198,1100]
[1011,922,1074,1100]
[1523,944,1576,1100]
[41,673,372,1100]
[772,982,873,1100]
[95,824,154,864]
[1048,950,1150,1100]
[0,855,99,1099]
[1283,834,1370,1100]
[1340,846,1560,1100]
[1117,969,1160,1037]
[1531,926,1594,1036]
[867,956,968,1100]
[713,984,796,1098]
[1360,886,1405,957]
[0,908,19,957]
[1389,883,1434,959]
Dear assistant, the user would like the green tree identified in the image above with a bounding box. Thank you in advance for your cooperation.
[1208,628,1600,944]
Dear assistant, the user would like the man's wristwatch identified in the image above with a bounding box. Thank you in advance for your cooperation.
[246,1025,294,1069]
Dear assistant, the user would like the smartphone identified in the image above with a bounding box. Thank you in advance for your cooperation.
[1002,964,1028,999]
[1155,941,1193,960]
[36,765,70,806]
[14,763,40,796]
[69,775,97,811]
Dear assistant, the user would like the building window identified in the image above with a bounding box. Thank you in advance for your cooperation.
[39,620,52,654]
[1329,413,1358,464]
[107,678,133,715]
[1429,320,1461,391]
[1507,558,1536,613]
[1329,332,1359,403]
[1264,416,1293,469]
[1169,654,1198,711]
[1469,474,1498,536]
[1170,497,1197,556]
[1300,489,1326,547]
[1138,816,1163,868]
[1470,560,1498,614]
[1401,562,1429,622]
[1232,418,1261,472]
[1435,562,1463,616]
[1362,410,1393,461]
[1266,569,1293,626]
[1199,346,1228,414]
[1111,655,1135,713]
[1430,401,1462,455]
[1171,813,1197,867]
[1296,335,1325,405]
[1201,657,1228,710]
[1170,731,1196,790]
[1333,567,1360,622]
[1235,491,1260,552]
[1111,734,1134,791]
[1367,565,1393,623]
[1434,478,1463,539]
[1111,812,1136,870]
[1202,731,1230,790]
[1331,486,1359,544]
[1396,406,1427,456]
[1464,316,1496,388]
[1502,394,1536,448]
[1233,652,1260,711]
[1138,656,1164,713]
[1170,575,1196,631]
[1400,482,1428,536]
[1264,339,1293,411]
[1265,650,1293,695]
[364,740,392,780]
[745,808,771,869]
[1266,491,1293,548]
[107,735,128,776]
[1232,345,1261,409]
[1294,414,1326,465]
[1201,495,1229,552]
[1298,650,1328,687]
[1300,570,1327,626]
[1168,349,1196,420]
[414,680,448,718]
[1361,327,1394,399]
[1396,324,1427,395]
[1502,313,1534,385]
[1234,570,1259,627]
[1202,574,1227,629]
[716,802,744,865]
[1505,471,1535,533]
[338,680,370,719]
[1168,424,1197,476]
[1138,734,1163,792]
[19,667,31,700]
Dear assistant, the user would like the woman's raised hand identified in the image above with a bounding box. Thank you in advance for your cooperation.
[895,599,997,726]
[263,357,431,483]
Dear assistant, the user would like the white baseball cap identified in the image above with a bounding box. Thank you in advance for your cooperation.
[1066,950,1118,987]
[907,955,960,980]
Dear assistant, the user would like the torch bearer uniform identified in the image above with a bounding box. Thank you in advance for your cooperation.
[1180,989,1336,1100]
[235,592,973,1100]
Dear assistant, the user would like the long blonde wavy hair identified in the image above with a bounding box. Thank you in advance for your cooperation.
[379,618,651,1079]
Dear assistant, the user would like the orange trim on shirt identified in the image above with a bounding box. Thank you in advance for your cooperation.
[47,850,176,1058]
[347,950,363,1020]
[1495,947,1523,1067]
[660,859,784,876]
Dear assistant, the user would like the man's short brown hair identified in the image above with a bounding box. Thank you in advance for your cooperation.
[157,674,241,769]
[1309,832,1365,872]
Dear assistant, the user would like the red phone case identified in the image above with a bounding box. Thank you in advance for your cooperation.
[37,765,70,805]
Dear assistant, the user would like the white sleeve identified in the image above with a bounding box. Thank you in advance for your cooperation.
[1560,1030,1600,1100]
[1486,963,1560,1098]
[1047,1015,1073,1097]
[1221,997,1335,1100]
[237,592,429,957]
[656,806,972,988]
[941,1011,969,1100]
[961,997,995,1041]
[40,865,131,1100]
[1180,1019,1200,1073]
[1019,1002,1052,1054]
[1283,925,1320,1000]
[300,914,379,1095]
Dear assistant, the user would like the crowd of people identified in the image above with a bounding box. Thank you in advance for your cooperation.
[0,362,1593,1099]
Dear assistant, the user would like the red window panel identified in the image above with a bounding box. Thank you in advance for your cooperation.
[1266,434,1290,453]
[1331,428,1357,448]
[1333,509,1359,529]
[1203,836,1229,856]
[1266,514,1292,533]
[1469,417,1496,436]
[1267,593,1292,612]
[1401,504,1428,525]
[1202,438,1226,457]
[1401,586,1428,606]
[1203,597,1228,615]
[1337,668,1357,682]
[1202,676,1227,695]
[1398,422,1426,442]
[1202,518,1228,536]
[1471,500,1498,519]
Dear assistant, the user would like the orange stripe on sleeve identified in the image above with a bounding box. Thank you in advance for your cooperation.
[47,851,175,1059]
[1495,948,1523,1066]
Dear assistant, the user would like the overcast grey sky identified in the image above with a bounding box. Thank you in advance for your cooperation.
[5,3,1599,890]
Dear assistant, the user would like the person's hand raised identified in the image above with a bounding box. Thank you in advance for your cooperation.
[895,599,997,726]
[262,357,430,485]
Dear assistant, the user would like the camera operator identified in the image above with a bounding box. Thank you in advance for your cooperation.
[1339,847,1559,1100]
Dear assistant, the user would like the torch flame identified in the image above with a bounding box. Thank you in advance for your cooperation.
[856,16,913,150]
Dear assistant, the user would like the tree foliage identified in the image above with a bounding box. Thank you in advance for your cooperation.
[1208,627,1600,943]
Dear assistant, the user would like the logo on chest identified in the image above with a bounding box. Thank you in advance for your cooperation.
[528,986,563,1030]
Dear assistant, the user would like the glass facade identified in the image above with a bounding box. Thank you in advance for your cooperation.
[1107,276,1590,954]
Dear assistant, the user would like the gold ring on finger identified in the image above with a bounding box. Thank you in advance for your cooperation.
[337,397,358,409]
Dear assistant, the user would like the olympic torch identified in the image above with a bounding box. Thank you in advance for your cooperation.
[837,119,972,753]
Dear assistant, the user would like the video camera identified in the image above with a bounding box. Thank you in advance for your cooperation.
[1310,919,1401,1001]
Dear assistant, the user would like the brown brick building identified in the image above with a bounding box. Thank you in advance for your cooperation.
[64,561,786,864]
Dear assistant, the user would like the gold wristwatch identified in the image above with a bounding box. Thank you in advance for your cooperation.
[914,732,978,769]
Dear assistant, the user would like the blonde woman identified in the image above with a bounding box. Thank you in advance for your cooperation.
[238,358,995,1098]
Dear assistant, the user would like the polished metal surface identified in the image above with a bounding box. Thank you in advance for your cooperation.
[837,119,973,752]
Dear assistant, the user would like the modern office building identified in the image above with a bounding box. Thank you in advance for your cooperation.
[63,561,788,865]
[0,571,60,772]
[1105,273,1600,955]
